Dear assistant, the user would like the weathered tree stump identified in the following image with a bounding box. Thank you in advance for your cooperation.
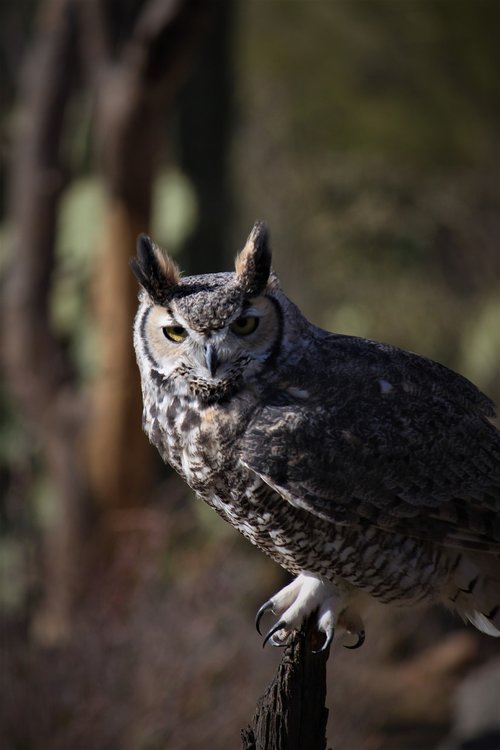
[241,620,330,750]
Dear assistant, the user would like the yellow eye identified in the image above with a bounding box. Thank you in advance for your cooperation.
[230,315,259,336]
[163,325,188,343]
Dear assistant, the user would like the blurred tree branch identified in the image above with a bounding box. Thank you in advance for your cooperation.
[177,0,235,273]
[79,0,209,512]
[2,0,211,642]
[2,0,85,642]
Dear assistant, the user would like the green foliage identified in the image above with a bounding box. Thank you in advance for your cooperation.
[240,0,499,165]
[235,0,500,403]
[152,169,198,255]
[52,177,104,378]
[461,297,500,398]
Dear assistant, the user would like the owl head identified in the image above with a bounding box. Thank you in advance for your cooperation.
[131,222,288,402]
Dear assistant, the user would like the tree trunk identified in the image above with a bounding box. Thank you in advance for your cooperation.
[81,0,210,512]
[177,0,235,273]
[2,0,211,641]
[2,0,87,642]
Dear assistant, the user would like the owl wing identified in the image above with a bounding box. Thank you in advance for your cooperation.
[241,333,500,553]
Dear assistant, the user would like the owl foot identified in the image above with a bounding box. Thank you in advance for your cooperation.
[255,572,365,651]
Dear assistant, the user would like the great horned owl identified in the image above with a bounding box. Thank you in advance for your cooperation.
[131,221,500,650]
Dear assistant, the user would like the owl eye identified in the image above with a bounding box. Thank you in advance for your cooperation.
[163,325,188,343]
[230,315,259,336]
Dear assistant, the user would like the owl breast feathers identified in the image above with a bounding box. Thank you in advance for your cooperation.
[131,221,500,650]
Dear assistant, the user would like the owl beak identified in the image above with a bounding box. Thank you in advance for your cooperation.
[204,343,220,377]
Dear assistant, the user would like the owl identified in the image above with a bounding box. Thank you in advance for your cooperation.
[131,221,500,650]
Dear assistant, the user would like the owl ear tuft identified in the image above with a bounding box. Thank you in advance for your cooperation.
[130,234,181,304]
[235,221,272,297]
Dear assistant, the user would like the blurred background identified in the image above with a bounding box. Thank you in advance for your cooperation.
[1,1,499,748]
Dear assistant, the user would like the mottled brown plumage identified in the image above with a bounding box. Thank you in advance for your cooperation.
[132,222,500,649]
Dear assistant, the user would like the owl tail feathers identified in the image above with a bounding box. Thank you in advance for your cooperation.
[449,553,500,637]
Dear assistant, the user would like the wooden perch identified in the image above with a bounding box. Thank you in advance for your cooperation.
[241,619,330,750]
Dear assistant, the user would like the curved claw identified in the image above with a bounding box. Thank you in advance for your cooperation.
[255,598,274,635]
[343,630,365,650]
[262,620,287,648]
[312,626,335,654]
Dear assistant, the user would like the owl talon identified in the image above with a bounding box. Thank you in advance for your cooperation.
[262,620,288,648]
[256,573,354,651]
[311,626,335,653]
[343,629,366,650]
[255,599,274,635]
